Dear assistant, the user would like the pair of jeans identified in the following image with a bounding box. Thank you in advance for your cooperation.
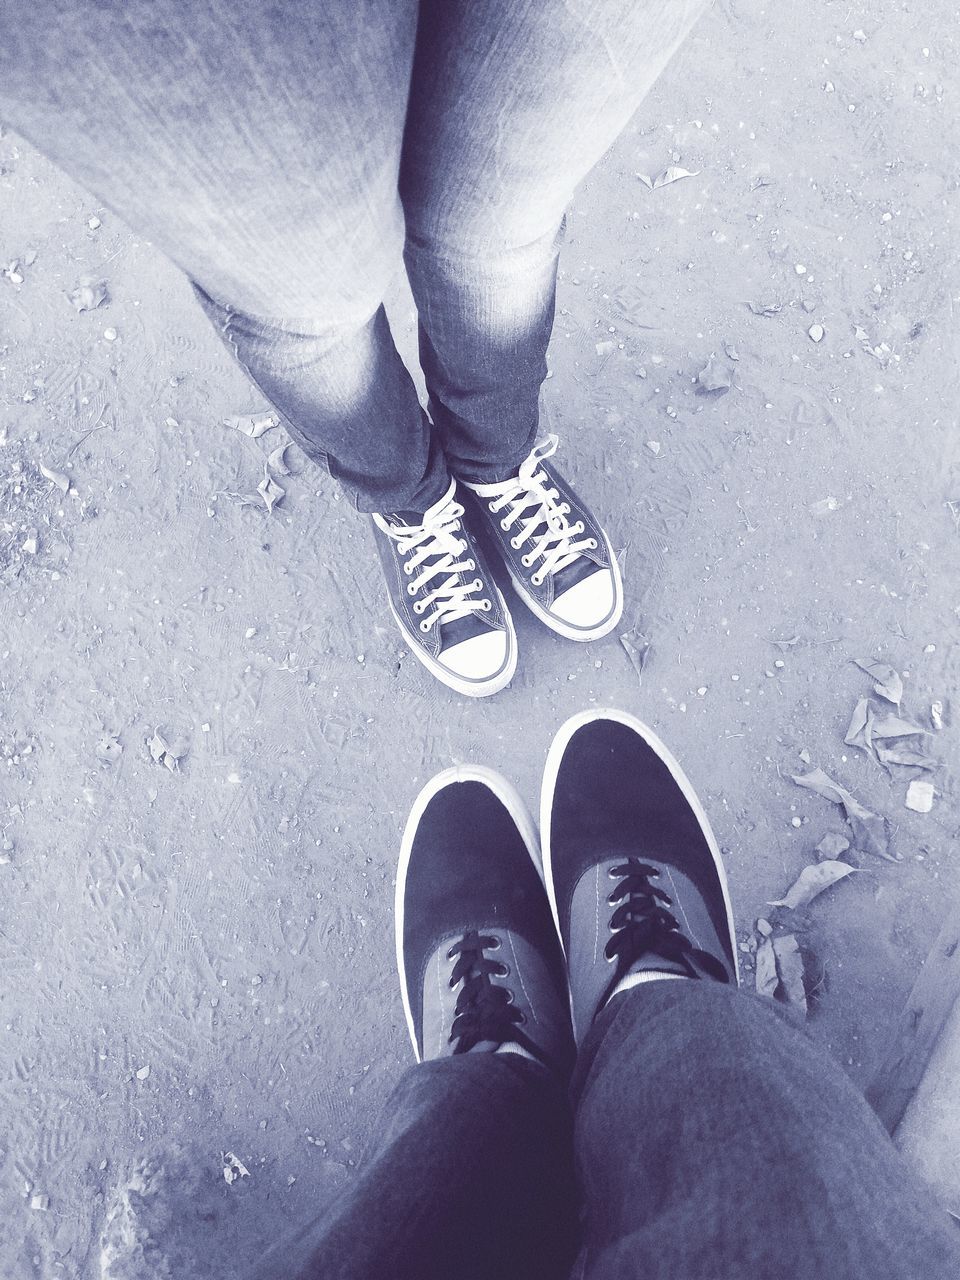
[251,981,960,1280]
[0,0,708,511]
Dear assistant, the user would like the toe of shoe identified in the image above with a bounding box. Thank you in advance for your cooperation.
[441,629,512,683]
[551,568,620,635]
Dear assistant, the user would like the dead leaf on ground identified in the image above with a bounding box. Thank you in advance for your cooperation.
[268,443,292,476]
[854,657,903,705]
[844,697,873,753]
[653,165,700,188]
[790,768,894,861]
[748,299,783,316]
[148,728,184,773]
[755,935,779,998]
[67,279,109,311]
[39,462,70,493]
[619,629,650,682]
[875,744,940,771]
[870,711,927,740]
[770,634,801,652]
[772,933,808,1012]
[769,860,855,910]
[223,412,279,439]
[696,356,733,392]
[257,468,285,514]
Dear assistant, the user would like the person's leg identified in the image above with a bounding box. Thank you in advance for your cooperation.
[401,0,710,482]
[540,708,960,1280]
[0,0,447,514]
[252,766,579,1279]
[574,982,960,1280]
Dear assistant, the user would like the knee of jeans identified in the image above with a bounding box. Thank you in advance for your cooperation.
[403,213,567,275]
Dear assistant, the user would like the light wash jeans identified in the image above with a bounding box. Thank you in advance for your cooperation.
[0,0,709,510]
[252,981,960,1280]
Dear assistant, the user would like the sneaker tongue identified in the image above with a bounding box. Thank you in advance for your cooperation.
[551,555,599,596]
[387,509,425,527]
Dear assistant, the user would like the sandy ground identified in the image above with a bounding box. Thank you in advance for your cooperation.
[1,0,959,1275]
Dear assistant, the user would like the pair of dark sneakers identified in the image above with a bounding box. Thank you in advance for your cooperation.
[396,709,739,1072]
[371,435,623,698]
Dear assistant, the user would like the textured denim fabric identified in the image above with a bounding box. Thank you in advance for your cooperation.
[252,981,960,1280]
[0,0,709,511]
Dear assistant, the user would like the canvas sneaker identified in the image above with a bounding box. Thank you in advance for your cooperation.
[462,435,623,641]
[540,708,739,1042]
[371,481,517,697]
[396,765,574,1076]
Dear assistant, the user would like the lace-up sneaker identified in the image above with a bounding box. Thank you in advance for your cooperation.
[371,481,517,697]
[462,435,623,641]
[540,708,738,1042]
[396,765,575,1076]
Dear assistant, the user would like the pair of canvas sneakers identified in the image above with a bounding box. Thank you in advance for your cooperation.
[397,709,740,1073]
[371,435,623,696]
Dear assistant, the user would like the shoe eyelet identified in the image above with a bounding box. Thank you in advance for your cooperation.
[500,518,510,531]
[446,947,456,961]
[521,553,533,568]
[465,559,475,571]
[413,600,423,613]
[488,501,498,512]
[419,620,430,633]
[487,937,501,950]
[480,599,492,611]
[403,562,412,575]
[531,573,543,586]
[473,578,483,591]
[407,584,417,596]
[510,536,522,549]
[515,1010,527,1025]
[587,538,598,549]
[496,962,510,977]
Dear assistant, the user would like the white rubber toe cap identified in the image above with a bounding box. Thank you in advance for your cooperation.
[441,629,510,681]
[551,568,617,629]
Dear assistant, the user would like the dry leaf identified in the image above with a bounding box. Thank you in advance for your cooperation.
[148,728,183,772]
[844,698,873,752]
[755,935,779,997]
[875,744,939,771]
[223,1152,250,1185]
[619,629,650,682]
[39,462,70,493]
[869,711,926,740]
[67,279,108,311]
[748,300,783,316]
[769,860,855,909]
[635,172,654,189]
[653,165,700,188]
[258,468,285,513]
[268,443,291,476]
[854,658,903,705]
[223,413,279,439]
[772,933,807,1011]
[697,356,733,392]
[791,768,893,861]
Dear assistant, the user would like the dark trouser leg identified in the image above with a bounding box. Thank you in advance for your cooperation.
[400,0,711,482]
[572,981,960,1280]
[250,1054,577,1280]
[0,0,450,512]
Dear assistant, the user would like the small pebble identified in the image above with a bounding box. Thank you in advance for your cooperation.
[103,327,118,341]
[808,323,825,343]
[88,215,102,229]
[791,817,802,828]
[905,780,935,814]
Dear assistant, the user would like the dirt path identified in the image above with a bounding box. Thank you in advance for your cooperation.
[1,1,958,1274]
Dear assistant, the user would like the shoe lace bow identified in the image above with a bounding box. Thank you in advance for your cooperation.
[603,858,729,1005]
[486,435,597,586]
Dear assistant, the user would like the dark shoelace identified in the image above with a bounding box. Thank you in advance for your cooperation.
[601,858,729,1008]
[447,930,543,1061]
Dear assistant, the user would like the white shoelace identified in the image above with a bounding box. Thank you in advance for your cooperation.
[479,435,596,587]
[373,484,490,635]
